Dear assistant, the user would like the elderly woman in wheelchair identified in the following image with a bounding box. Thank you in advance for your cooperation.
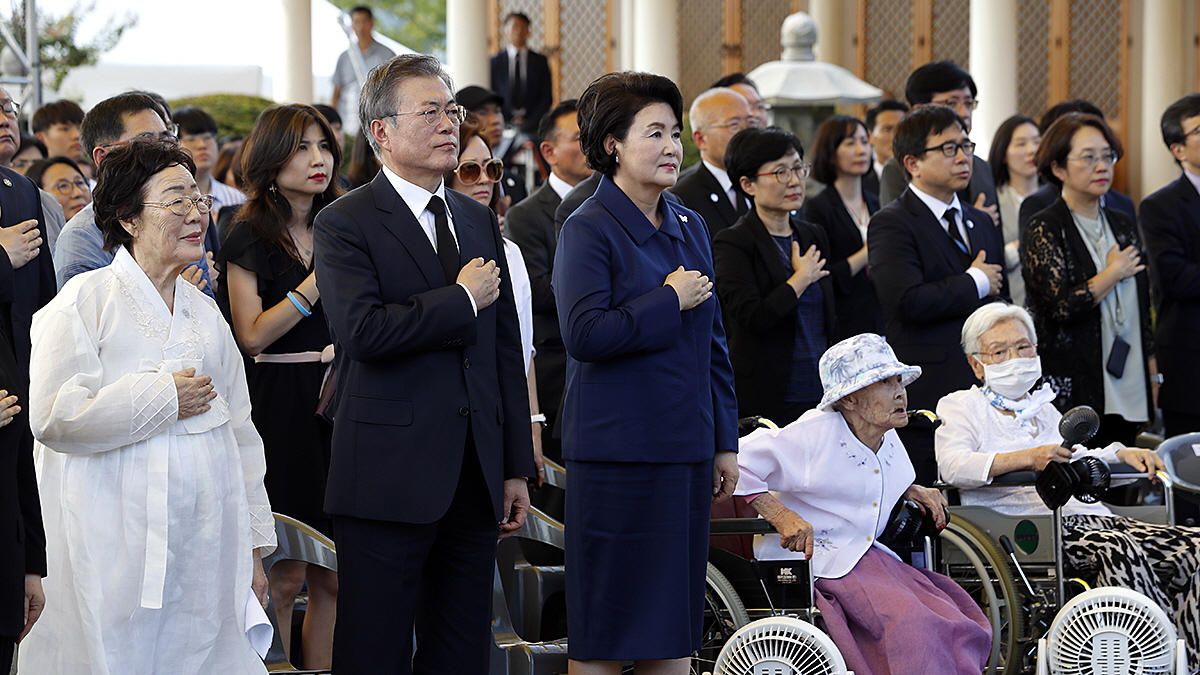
[735,333,992,675]
[936,302,1200,668]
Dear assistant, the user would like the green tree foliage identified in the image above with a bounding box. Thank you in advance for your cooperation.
[6,1,137,90]
[169,94,277,141]
[327,0,446,55]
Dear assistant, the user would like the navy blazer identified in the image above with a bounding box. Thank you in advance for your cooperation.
[0,167,55,378]
[553,175,738,463]
[868,187,1007,411]
[313,172,535,523]
[490,49,552,133]
[0,325,41,638]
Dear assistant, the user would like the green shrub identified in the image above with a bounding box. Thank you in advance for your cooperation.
[168,94,276,140]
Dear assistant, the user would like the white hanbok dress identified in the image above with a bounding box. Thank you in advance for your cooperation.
[19,247,276,675]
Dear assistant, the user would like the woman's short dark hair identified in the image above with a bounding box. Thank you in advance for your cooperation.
[811,115,867,185]
[93,140,196,253]
[26,156,84,191]
[725,126,805,200]
[173,106,218,136]
[577,71,683,177]
[892,105,966,178]
[988,114,1038,188]
[1035,112,1123,187]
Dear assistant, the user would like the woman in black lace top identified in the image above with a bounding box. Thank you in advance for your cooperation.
[1021,113,1153,447]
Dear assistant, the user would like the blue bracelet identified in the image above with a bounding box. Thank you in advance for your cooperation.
[286,291,312,317]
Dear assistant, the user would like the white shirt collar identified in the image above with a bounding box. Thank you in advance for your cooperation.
[701,158,734,194]
[1184,167,1200,196]
[873,159,886,179]
[547,171,574,200]
[909,182,963,225]
[380,164,448,220]
[506,45,524,61]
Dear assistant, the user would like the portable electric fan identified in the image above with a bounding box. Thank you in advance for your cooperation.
[710,616,853,675]
[1036,586,1186,675]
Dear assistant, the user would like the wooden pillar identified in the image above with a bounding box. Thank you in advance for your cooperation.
[722,0,743,76]
[911,0,933,69]
[487,0,499,56]
[855,0,867,80]
[544,0,561,104]
[1048,0,1070,105]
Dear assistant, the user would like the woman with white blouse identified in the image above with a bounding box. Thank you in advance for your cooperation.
[736,333,990,675]
[936,302,1200,670]
[20,141,274,674]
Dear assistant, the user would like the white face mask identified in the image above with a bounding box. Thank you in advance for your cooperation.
[979,355,1043,399]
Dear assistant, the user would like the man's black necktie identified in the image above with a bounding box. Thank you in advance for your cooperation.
[944,207,969,254]
[428,195,458,285]
[511,53,525,111]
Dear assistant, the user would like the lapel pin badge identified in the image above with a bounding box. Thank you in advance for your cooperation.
[709,193,719,203]
[681,215,688,223]
[2,178,10,187]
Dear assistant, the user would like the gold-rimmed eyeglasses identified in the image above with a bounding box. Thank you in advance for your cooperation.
[142,194,213,217]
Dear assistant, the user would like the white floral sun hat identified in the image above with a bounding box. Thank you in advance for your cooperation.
[817,333,922,411]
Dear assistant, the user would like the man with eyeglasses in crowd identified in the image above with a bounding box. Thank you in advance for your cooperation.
[867,104,1007,486]
[670,86,758,239]
[174,106,245,228]
[53,92,216,297]
[313,53,533,674]
[878,61,1000,230]
[712,73,772,128]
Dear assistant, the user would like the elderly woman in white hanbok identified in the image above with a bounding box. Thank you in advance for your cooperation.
[19,141,275,675]
[936,302,1200,670]
[735,333,991,675]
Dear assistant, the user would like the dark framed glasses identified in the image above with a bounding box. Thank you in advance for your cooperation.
[454,158,503,185]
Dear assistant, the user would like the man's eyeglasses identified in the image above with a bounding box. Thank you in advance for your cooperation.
[0,100,21,119]
[1067,151,1119,168]
[972,343,1037,363]
[51,177,89,196]
[922,141,976,158]
[931,97,979,111]
[10,158,37,170]
[754,164,812,183]
[386,105,467,127]
[99,125,181,150]
[181,131,217,144]
[697,117,760,134]
[142,194,213,217]
[455,158,504,185]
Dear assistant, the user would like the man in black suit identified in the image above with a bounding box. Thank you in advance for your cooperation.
[1018,99,1136,233]
[314,54,535,674]
[878,61,1000,229]
[670,87,757,238]
[1141,93,1200,436]
[490,12,552,134]
[865,99,908,197]
[868,105,1006,484]
[505,100,589,460]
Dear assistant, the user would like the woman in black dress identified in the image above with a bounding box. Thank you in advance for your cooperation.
[217,104,343,669]
[803,114,882,340]
[713,127,835,425]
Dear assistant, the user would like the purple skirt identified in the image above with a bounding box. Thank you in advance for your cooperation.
[814,547,992,675]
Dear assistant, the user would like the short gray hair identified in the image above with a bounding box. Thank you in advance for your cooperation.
[358,53,455,155]
[689,87,742,134]
[960,302,1038,355]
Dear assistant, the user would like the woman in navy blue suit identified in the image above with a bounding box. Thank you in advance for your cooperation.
[553,72,739,674]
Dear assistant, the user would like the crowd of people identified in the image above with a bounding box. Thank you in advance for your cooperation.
[2,6,1200,675]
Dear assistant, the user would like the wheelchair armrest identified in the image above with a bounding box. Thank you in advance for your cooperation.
[989,470,1040,485]
[710,518,777,535]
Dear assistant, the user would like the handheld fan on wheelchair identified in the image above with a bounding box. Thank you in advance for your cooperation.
[1036,406,1111,509]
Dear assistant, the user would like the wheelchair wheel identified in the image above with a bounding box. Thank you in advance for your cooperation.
[693,562,750,672]
[940,515,1029,675]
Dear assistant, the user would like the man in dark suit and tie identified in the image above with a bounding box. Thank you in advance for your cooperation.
[1141,93,1200,437]
[313,53,535,674]
[670,87,757,239]
[505,99,590,459]
[869,105,1006,485]
[490,12,552,134]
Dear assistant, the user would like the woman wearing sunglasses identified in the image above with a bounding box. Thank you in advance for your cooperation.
[712,126,835,426]
[445,121,545,485]
[216,104,344,669]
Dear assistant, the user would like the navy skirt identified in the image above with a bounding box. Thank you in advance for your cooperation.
[565,459,712,661]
